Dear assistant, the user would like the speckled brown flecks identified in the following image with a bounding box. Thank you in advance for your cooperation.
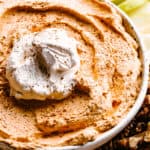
[0,0,142,149]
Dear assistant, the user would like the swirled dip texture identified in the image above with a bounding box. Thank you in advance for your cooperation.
[0,0,142,149]
[6,28,80,100]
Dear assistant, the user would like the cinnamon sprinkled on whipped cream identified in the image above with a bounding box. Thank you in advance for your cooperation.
[6,28,80,100]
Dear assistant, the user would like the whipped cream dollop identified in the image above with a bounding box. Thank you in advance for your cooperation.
[6,28,80,100]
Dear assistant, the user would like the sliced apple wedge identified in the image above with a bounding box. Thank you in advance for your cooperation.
[111,0,125,5]
[118,0,148,13]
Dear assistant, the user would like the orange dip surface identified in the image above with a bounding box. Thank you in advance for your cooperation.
[0,0,141,149]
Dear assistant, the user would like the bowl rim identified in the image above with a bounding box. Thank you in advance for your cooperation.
[41,0,149,150]
[0,1,148,150]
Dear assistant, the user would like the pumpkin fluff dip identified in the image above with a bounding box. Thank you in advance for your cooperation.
[0,0,142,149]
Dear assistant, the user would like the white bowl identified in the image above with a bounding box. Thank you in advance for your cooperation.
[0,1,149,150]
[42,1,149,150]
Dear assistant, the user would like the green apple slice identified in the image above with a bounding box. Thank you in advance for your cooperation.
[129,2,150,34]
[118,0,148,13]
[111,0,125,5]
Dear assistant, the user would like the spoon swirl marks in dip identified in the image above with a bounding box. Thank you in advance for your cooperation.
[6,28,80,100]
[0,0,142,148]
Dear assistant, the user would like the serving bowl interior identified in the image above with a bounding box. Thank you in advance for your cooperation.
[0,1,149,150]
[42,1,149,150]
